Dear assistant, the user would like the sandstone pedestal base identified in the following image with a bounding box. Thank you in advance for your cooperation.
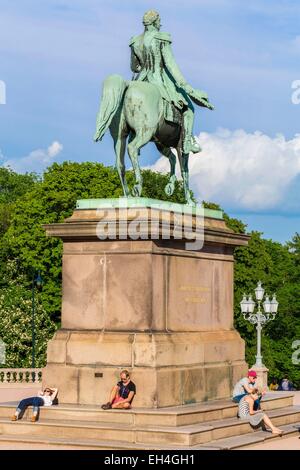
[43,198,249,407]
[43,330,247,407]
[251,365,269,391]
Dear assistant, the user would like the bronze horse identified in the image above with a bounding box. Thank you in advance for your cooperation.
[94,74,212,205]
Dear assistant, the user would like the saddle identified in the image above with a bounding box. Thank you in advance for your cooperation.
[164,100,182,125]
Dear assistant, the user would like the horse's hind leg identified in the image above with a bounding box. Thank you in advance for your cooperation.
[155,143,176,197]
[127,129,154,197]
[111,111,130,196]
[114,136,130,196]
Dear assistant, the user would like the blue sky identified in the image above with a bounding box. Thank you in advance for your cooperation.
[0,0,300,242]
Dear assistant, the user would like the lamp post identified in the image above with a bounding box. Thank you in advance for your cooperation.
[31,270,43,369]
[240,281,278,370]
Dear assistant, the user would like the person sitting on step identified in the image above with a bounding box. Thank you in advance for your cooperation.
[238,388,283,435]
[11,387,58,422]
[101,370,136,410]
[232,370,265,410]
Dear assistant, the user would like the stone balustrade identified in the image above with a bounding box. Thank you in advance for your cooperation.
[0,368,42,384]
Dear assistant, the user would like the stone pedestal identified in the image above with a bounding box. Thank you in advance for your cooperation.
[251,365,269,391]
[43,198,249,408]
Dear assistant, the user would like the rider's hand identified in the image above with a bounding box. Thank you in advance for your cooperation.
[206,102,214,110]
[194,89,208,100]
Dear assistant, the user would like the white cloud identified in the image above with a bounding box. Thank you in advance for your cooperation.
[47,141,63,158]
[149,129,300,212]
[2,140,63,173]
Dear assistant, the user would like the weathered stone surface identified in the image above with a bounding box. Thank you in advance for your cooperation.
[43,204,249,407]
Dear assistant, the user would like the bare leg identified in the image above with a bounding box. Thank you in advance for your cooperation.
[109,386,119,404]
[112,402,131,409]
[262,413,283,434]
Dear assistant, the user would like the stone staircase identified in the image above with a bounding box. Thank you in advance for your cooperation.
[0,392,299,450]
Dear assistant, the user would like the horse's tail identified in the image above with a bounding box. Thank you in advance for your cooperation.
[94,74,128,142]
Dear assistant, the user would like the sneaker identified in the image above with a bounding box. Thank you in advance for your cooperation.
[101,402,112,410]
[31,415,38,422]
[11,415,18,421]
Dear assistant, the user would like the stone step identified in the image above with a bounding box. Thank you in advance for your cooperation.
[194,421,300,450]
[0,433,217,450]
[0,419,299,451]
[135,406,300,446]
[0,392,293,427]
[0,405,299,447]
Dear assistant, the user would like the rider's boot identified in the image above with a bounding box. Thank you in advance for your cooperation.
[183,136,201,154]
[182,108,201,154]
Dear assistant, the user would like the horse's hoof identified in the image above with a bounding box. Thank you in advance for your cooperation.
[186,199,196,207]
[164,183,175,197]
[186,192,196,207]
[132,185,142,197]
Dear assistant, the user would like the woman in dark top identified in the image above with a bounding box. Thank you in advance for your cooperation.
[101,370,136,410]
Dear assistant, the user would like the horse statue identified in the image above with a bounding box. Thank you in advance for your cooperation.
[94,75,213,205]
[94,10,213,205]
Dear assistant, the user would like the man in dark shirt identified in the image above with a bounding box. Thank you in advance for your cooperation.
[101,370,136,410]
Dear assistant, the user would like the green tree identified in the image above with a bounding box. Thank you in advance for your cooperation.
[0,261,57,367]
[0,167,38,283]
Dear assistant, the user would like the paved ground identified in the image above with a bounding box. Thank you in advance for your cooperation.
[242,435,300,450]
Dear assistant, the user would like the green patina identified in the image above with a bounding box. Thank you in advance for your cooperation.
[76,197,223,220]
[94,10,213,206]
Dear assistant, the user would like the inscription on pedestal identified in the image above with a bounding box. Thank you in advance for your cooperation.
[180,285,210,304]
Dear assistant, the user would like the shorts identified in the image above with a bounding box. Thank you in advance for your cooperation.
[112,396,128,405]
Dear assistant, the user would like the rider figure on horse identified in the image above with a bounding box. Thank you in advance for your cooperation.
[129,10,213,155]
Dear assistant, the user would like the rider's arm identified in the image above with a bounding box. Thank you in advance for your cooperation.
[130,48,141,73]
[161,39,213,109]
[161,42,190,91]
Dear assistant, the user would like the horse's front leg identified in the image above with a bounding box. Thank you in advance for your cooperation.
[155,144,177,197]
[178,149,195,206]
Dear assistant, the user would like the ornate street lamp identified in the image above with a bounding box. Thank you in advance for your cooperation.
[240,281,278,368]
[32,270,43,369]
